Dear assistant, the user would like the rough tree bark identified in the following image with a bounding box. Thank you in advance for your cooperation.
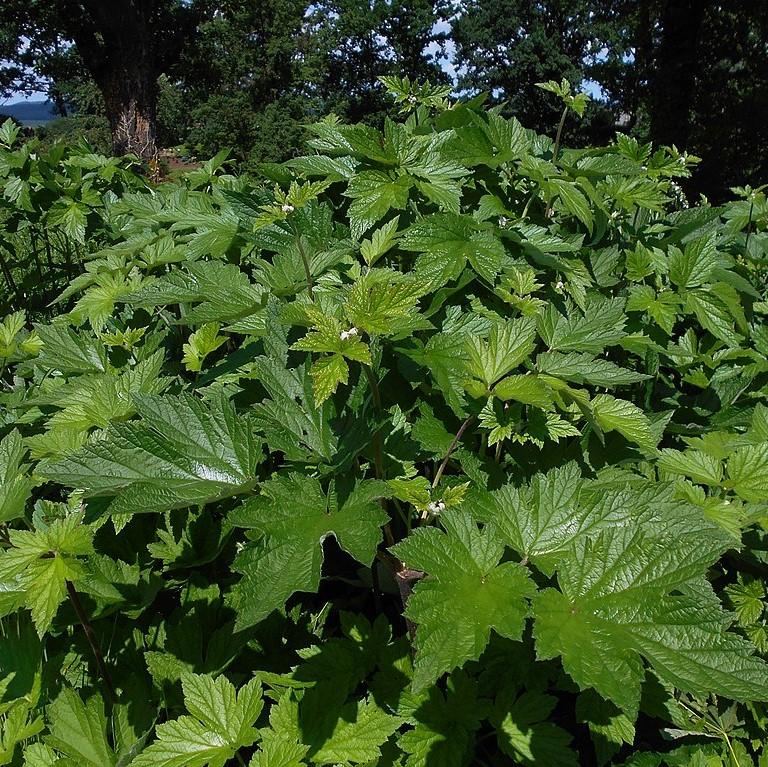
[58,0,197,162]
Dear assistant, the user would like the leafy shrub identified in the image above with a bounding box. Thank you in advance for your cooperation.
[1,78,768,766]
[0,119,146,315]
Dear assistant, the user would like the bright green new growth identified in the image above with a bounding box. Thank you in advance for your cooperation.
[1,76,768,766]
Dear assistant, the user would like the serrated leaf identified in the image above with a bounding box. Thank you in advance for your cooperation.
[309,697,400,764]
[727,444,768,501]
[493,690,578,766]
[35,324,107,374]
[464,317,537,392]
[548,179,593,233]
[0,431,35,523]
[133,675,262,767]
[43,393,260,516]
[182,323,227,372]
[401,213,505,286]
[391,510,534,691]
[538,297,626,354]
[536,351,649,388]
[658,449,724,486]
[231,476,389,628]
[591,394,656,452]
[45,688,116,766]
[345,170,412,239]
[533,528,768,715]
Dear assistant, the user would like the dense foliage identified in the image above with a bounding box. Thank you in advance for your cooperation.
[1,79,768,766]
[3,1,768,199]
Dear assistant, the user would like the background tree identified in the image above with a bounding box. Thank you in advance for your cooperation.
[0,0,203,160]
[450,0,616,143]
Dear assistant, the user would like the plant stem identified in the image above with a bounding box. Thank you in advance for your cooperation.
[66,580,116,705]
[744,198,755,256]
[552,105,569,164]
[363,364,384,481]
[296,235,314,300]
[235,752,247,767]
[432,415,475,489]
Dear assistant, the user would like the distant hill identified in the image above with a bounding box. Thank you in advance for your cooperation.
[0,100,57,125]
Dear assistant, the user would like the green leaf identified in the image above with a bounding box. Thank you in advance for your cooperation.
[43,393,261,516]
[345,170,412,239]
[397,672,483,767]
[658,448,724,486]
[536,351,649,388]
[401,213,505,286]
[492,374,554,408]
[533,528,768,715]
[668,237,719,289]
[590,394,656,452]
[391,510,534,691]
[493,690,577,766]
[309,354,349,405]
[0,513,93,635]
[35,323,107,374]
[727,444,768,501]
[464,317,537,393]
[231,476,389,628]
[45,688,116,766]
[538,297,626,354]
[250,356,336,462]
[182,323,227,372]
[360,216,400,266]
[308,697,400,765]
[548,179,593,233]
[0,431,35,523]
[133,674,263,767]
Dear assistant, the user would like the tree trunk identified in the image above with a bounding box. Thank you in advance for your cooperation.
[61,0,165,163]
[100,61,158,161]
[649,0,710,150]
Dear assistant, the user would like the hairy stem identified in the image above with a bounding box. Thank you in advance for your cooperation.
[66,581,116,704]
[432,415,475,489]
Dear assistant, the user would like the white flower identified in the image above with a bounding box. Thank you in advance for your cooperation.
[555,280,564,291]
[498,216,509,227]
[427,500,446,515]
[339,327,359,341]
[281,203,295,213]
[407,95,418,105]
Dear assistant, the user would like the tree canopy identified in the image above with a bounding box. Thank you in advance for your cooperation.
[1,0,767,198]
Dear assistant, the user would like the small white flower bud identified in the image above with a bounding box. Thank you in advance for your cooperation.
[281,203,294,213]
[498,216,509,227]
[407,95,418,105]
[555,280,564,290]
